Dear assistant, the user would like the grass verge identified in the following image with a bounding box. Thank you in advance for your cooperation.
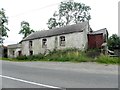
[96,54,119,64]
[1,48,119,64]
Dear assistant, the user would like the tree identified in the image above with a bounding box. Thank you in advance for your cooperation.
[19,21,35,39]
[0,8,9,43]
[108,34,120,50]
[47,0,91,29]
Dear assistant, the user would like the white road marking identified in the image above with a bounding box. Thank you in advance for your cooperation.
[0,74,60,89]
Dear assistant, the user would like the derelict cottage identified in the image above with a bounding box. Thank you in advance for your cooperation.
[7,21,108,57]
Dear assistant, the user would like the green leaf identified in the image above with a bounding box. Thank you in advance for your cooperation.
[47,0,91,29]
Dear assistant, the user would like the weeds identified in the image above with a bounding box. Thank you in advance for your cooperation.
[2,48,119,64]
[96,54,119,64]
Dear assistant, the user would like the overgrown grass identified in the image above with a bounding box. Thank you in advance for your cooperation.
[1,48,120,64]
[45,49,93,62]
[1,57,18,61]
[16,53,44,61]
[96,54,119,64]
[15,49,93,62]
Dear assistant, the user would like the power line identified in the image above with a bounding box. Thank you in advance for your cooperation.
[9,3,60,18]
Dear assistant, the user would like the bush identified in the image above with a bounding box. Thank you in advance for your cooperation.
[16,55,27,60]
[15,48,94,62]
[16,53,44,61]
[45,49,93,62]
[14,48,119,64]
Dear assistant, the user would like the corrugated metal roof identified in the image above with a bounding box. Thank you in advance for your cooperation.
[22,21,88,41]
[89,28,108,35]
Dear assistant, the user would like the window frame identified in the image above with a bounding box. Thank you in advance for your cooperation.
[18,51,22,56]
[13,51,15,56]
[42,38,47,48]
[60,36,65,46]
[29,41,33,49]
[29,50,33,56]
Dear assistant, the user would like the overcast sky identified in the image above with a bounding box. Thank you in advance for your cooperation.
[0,0,119,46]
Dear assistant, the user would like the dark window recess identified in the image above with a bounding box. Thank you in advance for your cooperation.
[18,51,22,56]
[29,50,33,55]
[42,39,47,48]
[60,36,65,46]
[3,47,7,58]
[29,41,32,49]
[13,51,15,56]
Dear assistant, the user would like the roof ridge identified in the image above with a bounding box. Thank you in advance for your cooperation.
[22,21,88,41]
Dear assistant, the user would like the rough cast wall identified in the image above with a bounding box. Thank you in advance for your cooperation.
[22,41,29,56]
[8,48,14,58]
[7,44,22,58]
[8,48,21,58]
[33,36,55,55]
[22,30,88,56]
[57,32,86,50]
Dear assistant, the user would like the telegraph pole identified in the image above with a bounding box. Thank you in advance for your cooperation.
[0,14,3,57]
[118,1,120,37]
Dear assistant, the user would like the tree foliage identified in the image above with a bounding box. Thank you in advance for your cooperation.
[19,21,35,39]
[0,8,9,37]
[108,34,120,50]
[47,0,91,29]
[0,8,9,43]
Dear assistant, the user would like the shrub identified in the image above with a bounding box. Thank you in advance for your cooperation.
[14,48,119,64]
[16,55,27,60]
[16,53,44,61]
[45,49,93,62]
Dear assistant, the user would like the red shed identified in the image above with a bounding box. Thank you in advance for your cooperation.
[87,28,108,49]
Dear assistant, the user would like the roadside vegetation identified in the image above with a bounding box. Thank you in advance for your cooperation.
[96,54,119,64]
[1,48,119,64]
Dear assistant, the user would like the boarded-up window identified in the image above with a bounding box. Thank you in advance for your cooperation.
[42,39,47,48]
[60,36,65,46]
[29,41,32,49]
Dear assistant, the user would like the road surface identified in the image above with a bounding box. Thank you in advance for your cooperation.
[1,60,118,89]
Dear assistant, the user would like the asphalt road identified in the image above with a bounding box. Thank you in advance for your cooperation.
[1,60,118,89]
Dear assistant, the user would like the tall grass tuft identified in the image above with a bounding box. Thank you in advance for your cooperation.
[44,48,93,62]
[13,48,119,64]
[96,54,119,64]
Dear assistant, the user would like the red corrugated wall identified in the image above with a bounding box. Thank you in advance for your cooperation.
[88,34,104,49]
